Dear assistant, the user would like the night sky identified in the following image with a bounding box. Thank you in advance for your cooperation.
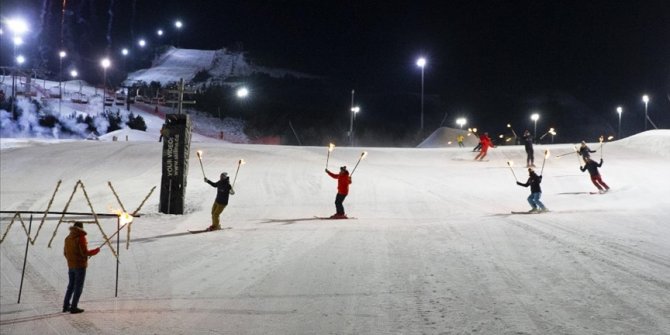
[2,0,669,140]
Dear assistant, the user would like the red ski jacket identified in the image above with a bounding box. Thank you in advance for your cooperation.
[327,169,352,195]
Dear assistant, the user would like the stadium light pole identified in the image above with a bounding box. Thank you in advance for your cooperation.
[101,58,111,115]
[531,113,540,141]
[642,94,649,131]
[416,57,427,131]
[616,106,623,138]
[456,117,467,129]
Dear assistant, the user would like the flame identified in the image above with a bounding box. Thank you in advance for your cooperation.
[473,128,478,133]
[607,135,614,140]
[196,150,203,158]
[447,141,452,145]
[599,135,604,143]
[507,160,514,167]
[328,143,335,152]
[545,150,550,158]
[361,151,368,159]
[505,138,512,142]
[239,159,246,165]
[507,124,511,128]
[110,209,134,225]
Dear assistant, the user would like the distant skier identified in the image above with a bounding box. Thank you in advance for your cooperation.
[522,129,535,167]
[580,157,610,193]
[325,166,352,219]
[474,132,494,161]
[204,172,235,231]
[516,167,548,213]
[63,222,101,314]
[578,141,596,160]
[457,135,465,148]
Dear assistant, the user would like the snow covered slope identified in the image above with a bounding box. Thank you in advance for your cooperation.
[1,130,669,334]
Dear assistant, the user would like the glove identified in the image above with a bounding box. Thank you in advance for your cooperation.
[204,178,208,183]
[324,169,328,173]
[90,247,100,256]
[600,159,603,164]
[516,181,522,186]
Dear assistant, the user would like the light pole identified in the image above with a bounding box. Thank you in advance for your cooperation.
[101,58,111,115]
[58,51,66,111]
[531,113,539,141]
[456,117,467,129]
[616,106,622,138]
[642,95,649,131]
[416,57,426,131]
[175,20,183,47]
[350,106,360,146]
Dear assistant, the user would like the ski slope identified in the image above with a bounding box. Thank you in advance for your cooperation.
[1,130,669,334]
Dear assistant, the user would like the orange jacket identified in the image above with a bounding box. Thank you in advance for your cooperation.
[64,227,99,269]
[327,169,352,195]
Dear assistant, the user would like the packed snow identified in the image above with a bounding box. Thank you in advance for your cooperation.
[1,128,669,334]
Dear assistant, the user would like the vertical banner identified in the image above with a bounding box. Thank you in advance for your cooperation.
[159,114,192,214]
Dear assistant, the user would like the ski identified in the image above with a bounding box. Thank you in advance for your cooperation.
[314,216,357,220]
[510,211,549,214]
[188,227,233,234]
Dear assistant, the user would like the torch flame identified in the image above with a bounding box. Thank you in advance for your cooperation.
[599,135,604,143]
[111,209,134,225]
[239,159,246,165]
[361,151,368,159]
[607,135,614,140]
[545,150,550,158]
[507,160,514,167]
[197,150,203,158]
[507,123,511,128]
[328,143,335,152]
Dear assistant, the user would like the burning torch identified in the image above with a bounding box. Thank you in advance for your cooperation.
[326,143,335,169]
[350,151,368,177]
[506,160,518,182]
[196,150,206,179]
[232,159,245,189]
[540,149,550,175]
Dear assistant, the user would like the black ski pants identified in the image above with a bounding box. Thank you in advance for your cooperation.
[335,193,347,215]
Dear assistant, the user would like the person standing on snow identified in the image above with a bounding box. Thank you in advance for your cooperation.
[325,166,352,219]
[204,172,235,231]
[63,222,100,314]
[522,129,535,167]
[457,134,465,148]
[516,168,548,213]
[580,157,610,193]
[578,141,596,160]
[474,132,494,161]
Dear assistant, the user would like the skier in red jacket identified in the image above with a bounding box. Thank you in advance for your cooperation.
[325,166,352,219]
[474,132,495,161]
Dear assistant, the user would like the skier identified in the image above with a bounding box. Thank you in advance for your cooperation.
[474,132,494,161]
[516,167,548,213]
[63,222,101,314]
[522,129,535,167]
[578,141,596,160]
[204,172,235,231]
[325,166,352,219]
[580,157,610,193]
[457,134,465,148]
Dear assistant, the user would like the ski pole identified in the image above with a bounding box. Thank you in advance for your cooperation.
[196,150,206,179]
[350,151,368,177]
[506,161,518,181]
[540,149,550,176]
[232,159,245,188]
[326,143,335,169]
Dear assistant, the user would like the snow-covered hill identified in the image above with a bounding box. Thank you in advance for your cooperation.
[1,130,669,334]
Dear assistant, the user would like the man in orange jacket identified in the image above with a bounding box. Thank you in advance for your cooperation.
[326,166,352,219]
[63,222,100,314]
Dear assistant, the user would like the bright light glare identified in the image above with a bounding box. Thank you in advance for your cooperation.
[351,106,360,113]
[175,20,183,29]
[122,48,129,56]
[16,55,25,65]
[416,57,426,68]
[101,58,111,68]
[7,18,29,35]
[138,39,146,47]
[70,70,78,78]
[157,29,164,36]
[531,113,540,121]
[12,36,23,46]
[616,106,622,114]
[642,95,649,103]
[59,50,66,58]
[456,118,467,127]
[236,87,249,98]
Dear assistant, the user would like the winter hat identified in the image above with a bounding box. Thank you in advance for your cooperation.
[221,172,228,178]
[340,166,347,171]
[73,222,83,229]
